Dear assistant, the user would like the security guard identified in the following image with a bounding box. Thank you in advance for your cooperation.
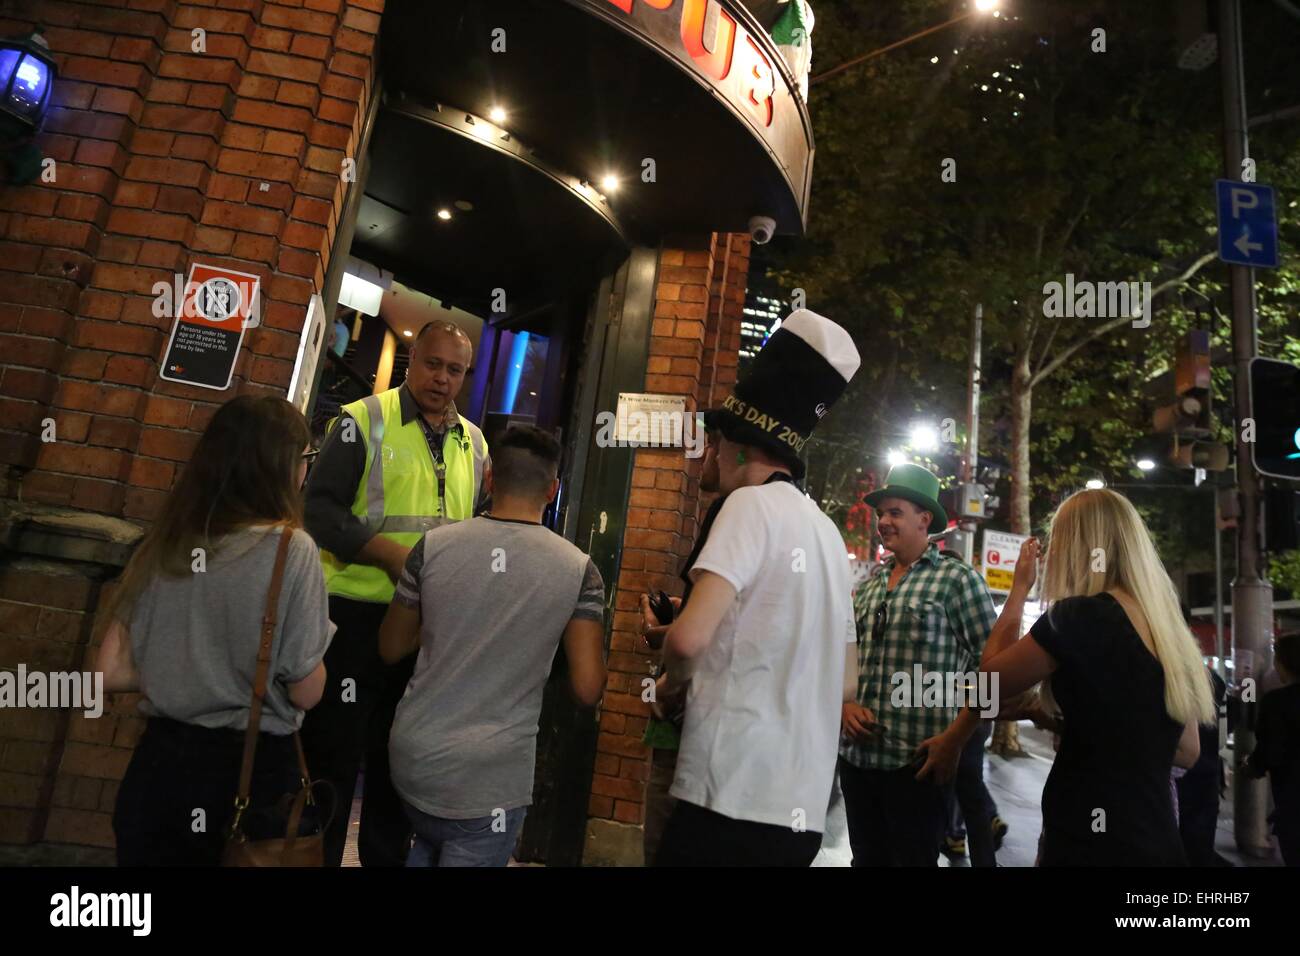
[302,320,489,867]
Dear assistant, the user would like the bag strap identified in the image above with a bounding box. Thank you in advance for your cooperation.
[232,525,295,822]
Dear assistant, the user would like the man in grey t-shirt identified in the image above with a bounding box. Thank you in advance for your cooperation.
[378,425,607,867]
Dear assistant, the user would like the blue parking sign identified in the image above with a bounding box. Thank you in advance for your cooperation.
[1216,180,1279,268]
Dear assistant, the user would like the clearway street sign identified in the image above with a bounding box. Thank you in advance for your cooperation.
[1216,180,1279,268]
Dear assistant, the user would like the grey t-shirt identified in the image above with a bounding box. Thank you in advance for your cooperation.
[389,515,605,819]
[129,526,332,735]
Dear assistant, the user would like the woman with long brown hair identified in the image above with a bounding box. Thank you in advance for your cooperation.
[97,396,332,865]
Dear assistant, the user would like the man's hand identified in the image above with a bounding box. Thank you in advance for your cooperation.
[914,728,963,785]
[651,672,686,721]
[841,702,879,741]
[359,535,414,584]
[640,593,681,651]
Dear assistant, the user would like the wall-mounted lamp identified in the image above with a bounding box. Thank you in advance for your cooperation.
[0,31,56,184]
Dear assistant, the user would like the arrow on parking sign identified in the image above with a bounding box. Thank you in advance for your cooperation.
[1234,228,1263,258]
[1216,180,1280,268]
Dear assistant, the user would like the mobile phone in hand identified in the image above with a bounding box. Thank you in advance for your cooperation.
[649,589,675,625]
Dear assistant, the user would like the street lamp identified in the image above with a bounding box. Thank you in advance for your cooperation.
[0,32,55,132]
[812,1,1004,85]
[0,31,56,186]
[909,423,940,453]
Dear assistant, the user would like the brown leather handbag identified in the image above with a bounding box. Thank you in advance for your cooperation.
[222,526,326,867]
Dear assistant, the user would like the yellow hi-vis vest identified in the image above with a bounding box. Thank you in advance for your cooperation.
[321,388,487,603]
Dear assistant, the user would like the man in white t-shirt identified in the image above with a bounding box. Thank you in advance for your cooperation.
[653,310,861,866]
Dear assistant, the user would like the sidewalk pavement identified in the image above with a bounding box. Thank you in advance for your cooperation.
[814,722,1285,868]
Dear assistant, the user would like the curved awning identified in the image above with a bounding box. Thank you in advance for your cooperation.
[378,0,815,240]
[353,98,630,317]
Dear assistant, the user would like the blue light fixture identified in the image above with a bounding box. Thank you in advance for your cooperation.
[0,31,56,133]
[0,30,56,185]
[501,331,530,414]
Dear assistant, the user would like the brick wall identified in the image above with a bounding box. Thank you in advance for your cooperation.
[587,233,750,831]
[0,0,751,858]
[0,0,382,851]
[0,0,380,520]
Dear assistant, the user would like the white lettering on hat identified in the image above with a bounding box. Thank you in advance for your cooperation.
[814,402,827,419]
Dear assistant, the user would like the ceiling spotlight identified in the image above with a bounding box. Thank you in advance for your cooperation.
[436,208,452,221]
[601,174,620,192]
[489,106,507,123]
[974,0,1000,12]
[402,329,412,338]
[887,450,907,467]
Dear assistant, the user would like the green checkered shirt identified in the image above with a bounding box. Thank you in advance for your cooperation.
[840,543,997,771]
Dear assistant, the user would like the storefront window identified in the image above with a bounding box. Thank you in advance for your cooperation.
[488,330,549,421]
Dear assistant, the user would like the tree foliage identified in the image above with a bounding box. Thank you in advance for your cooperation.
[769,0,1300,571]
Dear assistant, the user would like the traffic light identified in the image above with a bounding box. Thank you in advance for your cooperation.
[1248,357,1300,481]
[1152,329,1229,470]
[1264,487,1299,552]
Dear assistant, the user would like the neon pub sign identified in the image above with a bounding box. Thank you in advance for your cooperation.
[600,0,778,128]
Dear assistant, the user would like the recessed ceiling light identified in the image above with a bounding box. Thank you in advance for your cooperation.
[437,209,452,221]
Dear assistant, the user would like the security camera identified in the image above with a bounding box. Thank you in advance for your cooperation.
[748,215,776,245]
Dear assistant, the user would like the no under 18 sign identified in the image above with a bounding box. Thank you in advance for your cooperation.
[159,263,262,390]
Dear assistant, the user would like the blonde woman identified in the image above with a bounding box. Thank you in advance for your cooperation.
[980,489,1214,866]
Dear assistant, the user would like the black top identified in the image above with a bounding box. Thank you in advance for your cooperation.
[1251,683,1300,792]
[1029,593,1187,866]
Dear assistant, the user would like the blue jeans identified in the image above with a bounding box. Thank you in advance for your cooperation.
[402,802,527,867]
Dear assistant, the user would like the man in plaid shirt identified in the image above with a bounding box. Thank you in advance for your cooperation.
[839,464,997,866]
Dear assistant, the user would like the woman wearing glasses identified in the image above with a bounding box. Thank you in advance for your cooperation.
[97,396,332,865]
[981,488,1214,866]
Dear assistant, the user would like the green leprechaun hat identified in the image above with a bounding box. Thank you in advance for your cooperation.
[864,463,949,534]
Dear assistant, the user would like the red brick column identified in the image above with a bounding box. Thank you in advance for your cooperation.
[585,233,751,856]
[0,0,382,852]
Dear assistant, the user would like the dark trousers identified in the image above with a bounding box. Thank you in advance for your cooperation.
[643,748,679,866]
[113,717,299,866]
[1176,765,1225,866]
[1272,780,1299,867]
[654,801,822,866]
[299,595,416,867]
[839,757,946,866]
[944,721,998,867]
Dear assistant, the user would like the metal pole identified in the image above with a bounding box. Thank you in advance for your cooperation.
[1214,492,1225,680]
[960,304,982,564]
[1219,0,1274,858]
